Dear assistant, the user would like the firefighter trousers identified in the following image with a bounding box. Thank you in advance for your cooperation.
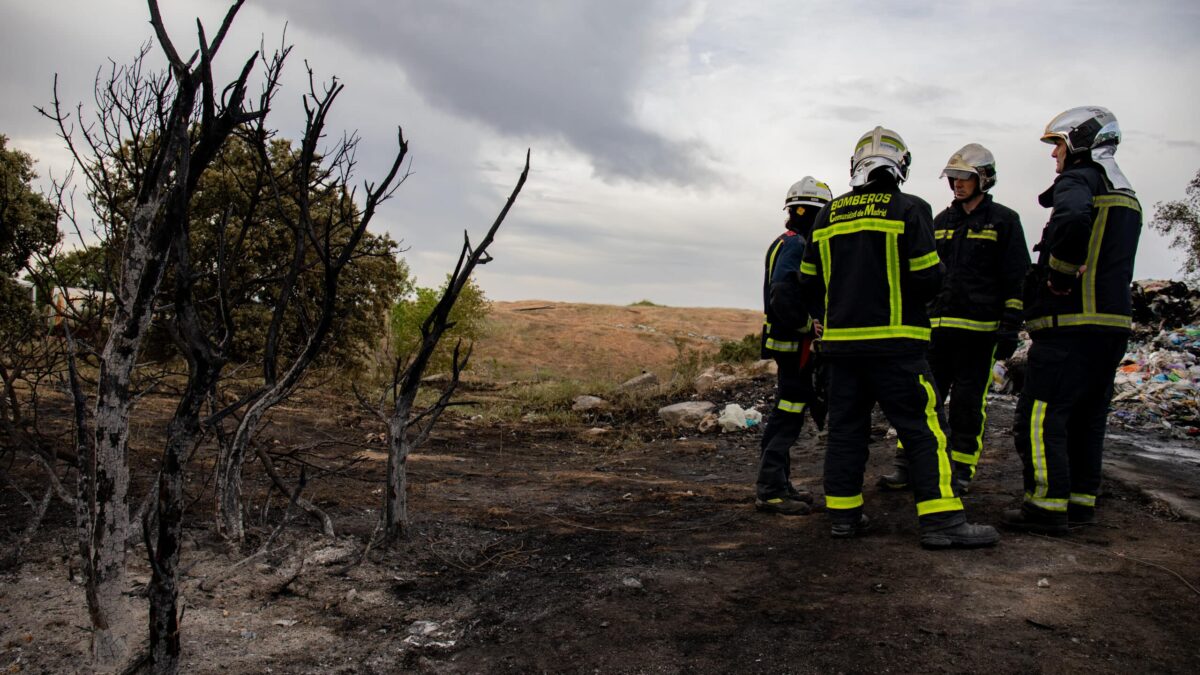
[824,353,964,529]
[1014,332,1127,522]
[756,351,815,499]
[928,328,998,477]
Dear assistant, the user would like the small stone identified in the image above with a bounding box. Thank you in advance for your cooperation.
[1037,578,1050,588]
[622,577,643,589]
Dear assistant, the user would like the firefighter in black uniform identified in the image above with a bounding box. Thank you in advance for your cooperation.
[879,144,1030,493]
[799,126,998,549]
[755,176,833,515]
[1005,106,1142,534]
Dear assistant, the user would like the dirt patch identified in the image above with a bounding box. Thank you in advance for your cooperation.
[3,380,1199,673]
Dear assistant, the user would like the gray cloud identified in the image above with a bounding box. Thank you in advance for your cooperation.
[256,0,715,186]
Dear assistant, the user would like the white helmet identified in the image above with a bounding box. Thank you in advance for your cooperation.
[850,126,911,187]
[784,176,833,210]
[940,143,997,192]
[1040,106,1132,191]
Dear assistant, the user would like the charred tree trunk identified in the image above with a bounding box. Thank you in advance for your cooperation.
[383,152,529,540]
[212,76,409,541]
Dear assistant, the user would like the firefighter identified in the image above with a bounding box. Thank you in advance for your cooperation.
[798,126,998,549]
[878,144,1030,493]
[754,176,833,515]
[1006,106,1141,534]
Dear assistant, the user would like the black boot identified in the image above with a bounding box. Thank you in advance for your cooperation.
[1002,508,1068,536]
[920,521,1000,549]
[830,514,872,539]
[755,495,812,515]
[877,451,909,491]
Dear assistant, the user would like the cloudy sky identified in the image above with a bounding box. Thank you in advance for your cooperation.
[3,0,1199,309]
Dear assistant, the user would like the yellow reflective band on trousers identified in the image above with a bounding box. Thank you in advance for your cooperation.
[1070,492,1096,506]
[967,344,998,463]
[764,338,800,352]
[909,251,940,271]
[777,399,806,413]
[1005,298,1023,310]
[929,316,1000,332]
[966,229,998,241]
[919,374,956,501]
[916,497,963,516]
[1025,493,1068,512]
[826,494,864,510]
[1030,400,1051,502]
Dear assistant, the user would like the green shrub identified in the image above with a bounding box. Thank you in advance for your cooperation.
[716,332,762,364]
[390,274,491,373]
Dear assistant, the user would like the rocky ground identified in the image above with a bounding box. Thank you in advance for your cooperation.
[3,378,1199,674]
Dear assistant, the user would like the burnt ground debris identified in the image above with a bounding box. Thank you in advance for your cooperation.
[2,376,1200,674]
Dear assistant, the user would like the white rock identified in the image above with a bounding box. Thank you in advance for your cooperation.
[658,401,717,427]
[572,395,610,411]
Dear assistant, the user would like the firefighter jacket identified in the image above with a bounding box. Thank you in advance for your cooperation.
[761,229,812,358]
[798,182,943,356]
[1024,162,1142,335]
[928,194,1030,337]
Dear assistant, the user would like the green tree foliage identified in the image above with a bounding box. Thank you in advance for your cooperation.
[86,133,408,368]
[0,135,58,278]
[391,274,491,373]
[1151,169,1200,279]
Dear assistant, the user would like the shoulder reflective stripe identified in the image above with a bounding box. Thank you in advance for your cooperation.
[1092,194,1141,212]
[777,399,807,413]
[799,261,818,275]
[1030,400,1050,501]
[1024,493,1068,512]
[821,325,931,341]
[1005,298,1023,310]
[825,494,864,510]
[1048,255,1081,274]
[887,232,901,326]
[934,229,954,240]
[811,217,905,242]
[1026,313,1131,331]
[1069,493,1096,506]
[915,497,964,516]
[966,229,998,241]
[909,251,940,271]
[929,316,1000,331]
[764,338,800,352]
[918,374,956,500]
[767,238,786,279]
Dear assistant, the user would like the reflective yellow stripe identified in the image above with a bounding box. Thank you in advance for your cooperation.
[1024,493,1068,512]
[811,218,905,242]
[929,316,1000,332]
[916,497,963,516]
[1030,400,1049,501]
[767,239,785,280]
[1093,195,1141,212]
[934,229,954,240]
[819,238,832,323]
[1048,255,1081,274]
[886,232,901,326]
[919,374,955,500]
[1082,199,1110,316]
[822,325,931,341]
[764,338,800,352]
[825,494,864,510]
[971,344,998,460]
[799,261,818,276]
[1026,312,1131,331]
[908,251,939,271]
[966,229,998,241]
[1005,298,1023,310]
[1069,492,1096,506]
[778,399,806,413]
[951,451,977,465]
